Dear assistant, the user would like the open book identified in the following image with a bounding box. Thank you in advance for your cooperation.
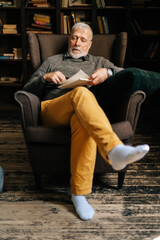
[58,70,90,89]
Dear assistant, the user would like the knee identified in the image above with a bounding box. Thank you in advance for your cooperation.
[71,86,97,104]
[72,86,94,98]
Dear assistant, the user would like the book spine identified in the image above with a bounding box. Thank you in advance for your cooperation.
[31,23,52,29]
[33,20,51,26]
[33,16,51,23]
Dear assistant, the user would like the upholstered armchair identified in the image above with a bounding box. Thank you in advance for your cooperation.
[15,32,146,189]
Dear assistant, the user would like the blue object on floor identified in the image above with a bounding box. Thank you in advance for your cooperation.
[0,166,4,193]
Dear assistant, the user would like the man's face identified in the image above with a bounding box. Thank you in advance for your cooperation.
[68,28,92,59]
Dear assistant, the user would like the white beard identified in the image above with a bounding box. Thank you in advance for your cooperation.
[68,48,88,59]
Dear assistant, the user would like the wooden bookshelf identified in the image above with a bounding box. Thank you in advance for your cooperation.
[0,0,159,111]
[127,0,160,71]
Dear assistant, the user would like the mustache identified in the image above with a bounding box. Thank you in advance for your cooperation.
[72,47,82,52]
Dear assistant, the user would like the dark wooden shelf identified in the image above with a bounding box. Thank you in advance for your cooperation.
[0,0,160,111]
[26,6,56,10]
[0,83,23,87]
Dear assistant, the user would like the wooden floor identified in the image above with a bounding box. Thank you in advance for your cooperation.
[0,101,160,240]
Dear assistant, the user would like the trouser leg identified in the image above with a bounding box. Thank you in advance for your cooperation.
[41,87,123,195]
[41,87,122,160]
[70,113,97,195]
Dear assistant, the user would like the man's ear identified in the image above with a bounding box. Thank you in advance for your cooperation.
[89,40,93,50]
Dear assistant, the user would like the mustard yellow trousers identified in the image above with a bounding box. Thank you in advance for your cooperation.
[41,87,123,195]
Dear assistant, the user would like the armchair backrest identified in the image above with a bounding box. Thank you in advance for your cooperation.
[28,32,127,72]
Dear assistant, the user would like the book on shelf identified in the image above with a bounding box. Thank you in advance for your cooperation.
[3,24,17,28]
[149,42,159,59]
[61,0,68,7]
[143,30,160,35]
[60,12,64,34]
[102,16,109,34]
[58,70,90,89]
[63,15,68,34]
[131,18,143,35]
[97,16,103,34]
[13,48,22,59]
[144,42,159,59]
[2,24,17,34]
[96,0,105,8]
[27,28,52,34]
[0,53,14,59]
[68,0,91,7]
[27,0,51,7]
[0,1,12,7]
[0,55,13,60]
[0,77,19,83]
[34,13,51,19]
[62,11,90,34]
[30,13,52,32]
[33,20,52,27]
[97,16,109,34]
[31,23,52,29]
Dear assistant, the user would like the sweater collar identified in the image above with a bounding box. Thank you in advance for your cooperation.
[63,52,89,61]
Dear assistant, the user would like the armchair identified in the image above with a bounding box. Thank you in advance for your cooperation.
[15,32,146,189]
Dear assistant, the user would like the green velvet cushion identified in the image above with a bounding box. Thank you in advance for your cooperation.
[125,67,160,96]
[90,67,160,106]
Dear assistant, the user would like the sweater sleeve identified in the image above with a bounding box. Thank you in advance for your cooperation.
[23,59,50,98]
[101,57,124,74]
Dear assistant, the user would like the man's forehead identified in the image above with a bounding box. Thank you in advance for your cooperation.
[71,29,90,38]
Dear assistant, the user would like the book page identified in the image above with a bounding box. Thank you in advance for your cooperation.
[58,70,90,89]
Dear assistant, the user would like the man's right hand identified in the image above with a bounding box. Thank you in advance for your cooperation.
[43,71,66,84]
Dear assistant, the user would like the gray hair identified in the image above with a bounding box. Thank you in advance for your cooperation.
[71,22,93,41]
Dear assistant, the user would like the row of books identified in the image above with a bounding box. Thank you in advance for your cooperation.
[27,13,53,33]
[131,18,160,36]
[26,0,54,8]
[62,0,91,7]
[97,15,109,34]
[61,11,90,34]
[0,0,20,7]
[0,19,18,34]
[2,24,17,34]
[0,48,22,59]
[96,0,106,8]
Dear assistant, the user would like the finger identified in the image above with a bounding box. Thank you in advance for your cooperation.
[56,72,66,82]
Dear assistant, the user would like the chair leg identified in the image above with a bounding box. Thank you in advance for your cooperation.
[118,172,126,189]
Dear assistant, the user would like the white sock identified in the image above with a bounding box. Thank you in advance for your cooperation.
[108,144,150,171]
[71,194,95,221]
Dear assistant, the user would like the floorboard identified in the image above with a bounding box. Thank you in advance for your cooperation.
[0,107,160,240]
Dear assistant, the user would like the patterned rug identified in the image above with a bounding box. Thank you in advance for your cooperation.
[0,106,160,240]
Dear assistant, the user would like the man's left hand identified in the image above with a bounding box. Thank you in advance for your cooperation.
[88,68,108,85]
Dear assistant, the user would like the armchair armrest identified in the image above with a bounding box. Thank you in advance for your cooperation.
[14,90,41,129]
[111,90,146,133]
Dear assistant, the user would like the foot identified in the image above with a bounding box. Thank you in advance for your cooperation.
[108,144,150,171]
[71,194,95,221]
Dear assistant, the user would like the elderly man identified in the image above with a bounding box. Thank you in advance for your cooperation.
[24,23,149,221]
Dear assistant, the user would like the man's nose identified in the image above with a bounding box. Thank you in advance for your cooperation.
[75,38,81,46]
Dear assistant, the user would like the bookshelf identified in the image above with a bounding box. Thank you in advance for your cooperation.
[128,0,160,72]
[0,1,23,111]
[0,0,159,111]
